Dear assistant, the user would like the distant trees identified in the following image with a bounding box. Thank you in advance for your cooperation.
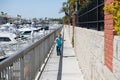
[1,11,8,16]
[49,18,62,23]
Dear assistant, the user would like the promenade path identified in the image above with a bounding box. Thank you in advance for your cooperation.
[39,27,84,80]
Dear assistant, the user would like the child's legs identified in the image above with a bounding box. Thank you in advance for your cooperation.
[56,46,61,55]
[56,46,59,54]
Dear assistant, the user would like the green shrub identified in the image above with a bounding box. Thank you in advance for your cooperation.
[104,0,120,35]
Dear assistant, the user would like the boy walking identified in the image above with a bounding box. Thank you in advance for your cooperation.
[54,33,63,56]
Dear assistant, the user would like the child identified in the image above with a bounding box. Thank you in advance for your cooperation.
[54,33,63,56]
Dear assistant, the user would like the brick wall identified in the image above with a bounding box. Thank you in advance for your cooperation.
[104,0,114,71]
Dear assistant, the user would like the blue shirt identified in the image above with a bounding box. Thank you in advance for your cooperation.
[56,37,62,47]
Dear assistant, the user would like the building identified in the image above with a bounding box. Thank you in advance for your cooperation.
[0,15,11,25]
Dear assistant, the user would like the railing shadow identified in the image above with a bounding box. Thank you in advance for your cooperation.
[57,28,64,80]
[57,50,63,80]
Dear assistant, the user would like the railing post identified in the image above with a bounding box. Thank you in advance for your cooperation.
[20,57,24,80]
[0,72,1,79]
[8,67,12,80]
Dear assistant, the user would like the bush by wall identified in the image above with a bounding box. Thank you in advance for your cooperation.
[104,0,120,35]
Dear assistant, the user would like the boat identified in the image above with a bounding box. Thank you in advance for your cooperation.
[18,27,44,40]
[0,31,17,45]
[0,31,18,61]
[0,23,19,35]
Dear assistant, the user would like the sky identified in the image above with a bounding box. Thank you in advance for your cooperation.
[0,0,67,19]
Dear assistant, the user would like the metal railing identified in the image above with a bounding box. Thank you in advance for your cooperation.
[0,27,62,80]
[77,0,104,31]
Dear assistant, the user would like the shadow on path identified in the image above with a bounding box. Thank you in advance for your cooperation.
[57,28,64,80]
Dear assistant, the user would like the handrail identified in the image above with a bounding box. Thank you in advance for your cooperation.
[0,26,62,80]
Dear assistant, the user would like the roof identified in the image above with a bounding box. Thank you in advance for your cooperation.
[18,27,38,32]
[0,32,16,38]
[0,15,11,18]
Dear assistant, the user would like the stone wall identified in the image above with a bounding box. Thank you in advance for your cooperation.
[65,26,118,80]
[113,36,120,80]
[65,25,73,43]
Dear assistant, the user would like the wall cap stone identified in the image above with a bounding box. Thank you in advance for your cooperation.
[75,27,104,36]
[114,36,120,40]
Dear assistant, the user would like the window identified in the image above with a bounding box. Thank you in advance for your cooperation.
[23,31,31,35]
[0,37,11,42]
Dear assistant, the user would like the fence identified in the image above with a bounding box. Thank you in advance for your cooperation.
[77,0,104,31]
[0,27,62,80]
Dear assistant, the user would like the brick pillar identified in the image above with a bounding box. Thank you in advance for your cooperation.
[66,18,70,25]
[104,0,114,71]
[72,12,77,27]
[72,12,77,47]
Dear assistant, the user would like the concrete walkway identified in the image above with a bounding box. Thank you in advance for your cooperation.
[39,28,84,80]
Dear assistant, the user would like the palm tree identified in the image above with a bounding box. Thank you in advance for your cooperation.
[68,0,76,13]
[60,0,91,24]
[78,0,91,9]
[1,12,4,15]
[60,2,69,16]
[17,14,21,18]
[59,0,75,24]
